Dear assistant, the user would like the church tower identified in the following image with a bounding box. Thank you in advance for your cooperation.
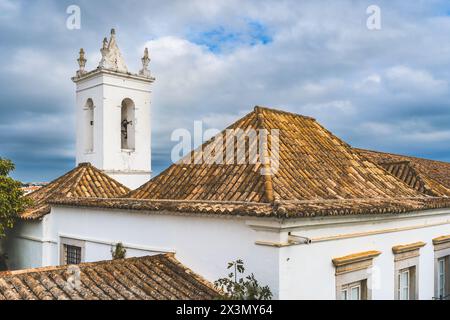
[72,29,154,189]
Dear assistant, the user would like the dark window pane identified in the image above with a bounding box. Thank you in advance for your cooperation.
[64,245,82,265]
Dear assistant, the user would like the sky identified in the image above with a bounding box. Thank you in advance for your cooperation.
[1,0,450,182]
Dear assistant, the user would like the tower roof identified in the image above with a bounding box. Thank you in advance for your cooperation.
[21,163,129,220]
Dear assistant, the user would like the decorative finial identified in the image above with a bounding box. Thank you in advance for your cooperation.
[76,48,87,77]
[98,37,109,69]
[102,37,108,50]
[139,47,151,77]
[97,28,128,73]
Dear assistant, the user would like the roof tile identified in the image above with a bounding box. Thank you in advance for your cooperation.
[22,163,130,220]
[0,254,219,300]
[128,107,423,203]
[51,107,450,218]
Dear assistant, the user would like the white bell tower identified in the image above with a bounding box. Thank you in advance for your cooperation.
[72,29,155,189]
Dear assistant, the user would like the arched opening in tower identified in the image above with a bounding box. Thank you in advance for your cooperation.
[121,98,135,151]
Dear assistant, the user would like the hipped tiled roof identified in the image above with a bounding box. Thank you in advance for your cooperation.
[129,107,423,202]
[51,107,450,218]
[22,163,129,220]
[0,254,219,300]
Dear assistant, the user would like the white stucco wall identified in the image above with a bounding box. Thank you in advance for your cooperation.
[8,205,450,299]
[74,71,153,189]
[277,210,450,300]
[5,219,46,270]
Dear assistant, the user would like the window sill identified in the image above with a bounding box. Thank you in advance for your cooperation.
[121,149,135,153]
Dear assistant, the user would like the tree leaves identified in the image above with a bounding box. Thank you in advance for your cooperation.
[0,158,29,239]
[215,259,273,300]
[0,158,14,177]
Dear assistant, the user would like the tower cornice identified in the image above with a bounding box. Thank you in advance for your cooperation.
[72,67,155,84]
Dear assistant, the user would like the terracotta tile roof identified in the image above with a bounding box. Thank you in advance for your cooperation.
[356,149,450,197]
[51,107,450,218]
[129,106,423,202]
[21,163,130,220]
[0,254,219,300]
[50,196,450,218]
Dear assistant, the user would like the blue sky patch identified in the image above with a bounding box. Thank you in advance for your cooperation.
[189,20,272,53]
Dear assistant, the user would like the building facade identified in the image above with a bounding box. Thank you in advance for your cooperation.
[37,204,450,300]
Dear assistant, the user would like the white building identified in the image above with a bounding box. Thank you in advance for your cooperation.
[5,30,450,300]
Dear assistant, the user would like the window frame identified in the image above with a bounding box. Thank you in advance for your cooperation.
[398,268,412,300]
[393,252,420,300]
[60,237,85,265]
[341,280,365,300]
[64,244,82,265]
[433,245,450,299]
[333,251,380,300]
[437,258,446,298]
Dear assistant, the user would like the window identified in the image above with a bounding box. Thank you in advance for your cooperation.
[341,281,365,300]
[333,250,380,300]
[64,244,82,265]
[433,235,450,300]
[121,98,135,150]
[60,237,85,265]
[398,268,413,300]
[392,242,424,300]
[84,98,94,152]
[435,255,450,299]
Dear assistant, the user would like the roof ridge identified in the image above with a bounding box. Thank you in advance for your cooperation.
[82,163,131,192]
[25,164,83,198]
[378,160,411,165]
[254,107,275,203]
[254,105,316,121]
[22,163,130,219]
[356,148,450,165]
[127,110,265,200]
[68,164,89,197]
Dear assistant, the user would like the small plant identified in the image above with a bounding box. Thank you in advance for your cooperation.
[215,259,272,300]
[111,242,126,260]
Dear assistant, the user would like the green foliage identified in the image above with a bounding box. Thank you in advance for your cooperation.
[214,259,273,300]
[0,158,29,238]
[111,242,127,260]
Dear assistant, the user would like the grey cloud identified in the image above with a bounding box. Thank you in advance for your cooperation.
[1,0,450,182]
